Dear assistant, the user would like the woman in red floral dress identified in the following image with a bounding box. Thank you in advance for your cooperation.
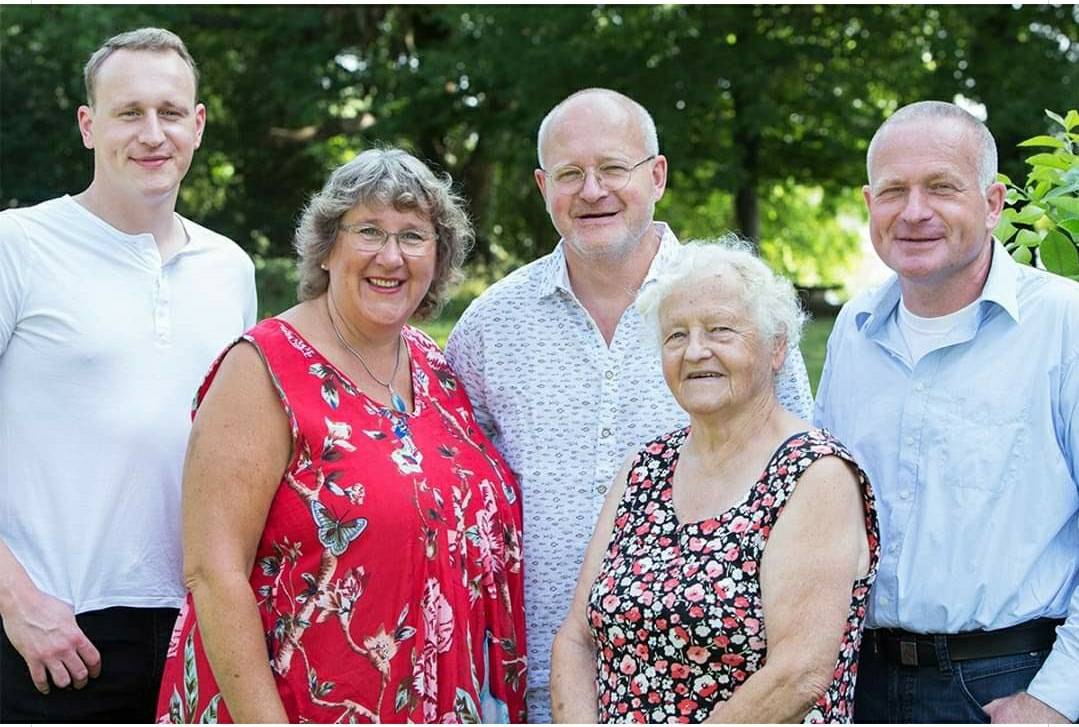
[156,149,526,723]
[551,241,878,723]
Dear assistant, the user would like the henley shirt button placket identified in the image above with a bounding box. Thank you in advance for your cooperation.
[154,272,171,343]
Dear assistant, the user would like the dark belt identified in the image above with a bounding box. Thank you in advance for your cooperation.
[866,618,1062,667]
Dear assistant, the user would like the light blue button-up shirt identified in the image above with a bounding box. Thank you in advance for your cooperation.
[814,241,1079,719]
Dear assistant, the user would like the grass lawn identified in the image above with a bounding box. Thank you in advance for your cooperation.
[417,293,836,396]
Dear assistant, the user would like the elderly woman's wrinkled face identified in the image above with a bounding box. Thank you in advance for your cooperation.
[659,272,783,419]
[324,203,437,334]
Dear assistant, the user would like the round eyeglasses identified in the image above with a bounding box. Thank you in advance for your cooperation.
[540,155,656,195]
[338,224,436,257]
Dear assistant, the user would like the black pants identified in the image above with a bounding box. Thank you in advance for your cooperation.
[0,606,179,723]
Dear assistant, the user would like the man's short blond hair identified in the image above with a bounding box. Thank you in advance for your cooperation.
[84,27,199,106]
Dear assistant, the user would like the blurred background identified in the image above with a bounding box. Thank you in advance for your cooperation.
[2,5,1077,388]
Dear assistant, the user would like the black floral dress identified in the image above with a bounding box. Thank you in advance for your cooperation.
[587,428,879,723]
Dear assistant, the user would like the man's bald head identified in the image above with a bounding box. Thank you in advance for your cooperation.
[536,88,659,168]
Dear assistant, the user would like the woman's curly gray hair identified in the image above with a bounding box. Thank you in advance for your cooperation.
[294,147,474,319]
[636,235,807,350]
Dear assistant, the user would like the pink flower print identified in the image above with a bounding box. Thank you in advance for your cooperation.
[684,583,705,603]
[744,617,761,635]
[677,698,698,714]
[601,594,620,613]
[694,674,718,699]
[686,646,709,664]
[729,515,749,533]
[705,560,723,579]
[669,625,690,649]
[421,578,454,654]
[671,662,690,680]
[618,655,637,675]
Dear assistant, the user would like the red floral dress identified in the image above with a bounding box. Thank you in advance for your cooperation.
[156,320,527,723]
[587,429,878,723]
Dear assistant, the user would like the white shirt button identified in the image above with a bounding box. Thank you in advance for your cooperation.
[914,382,925,392]
[900,489,911,500]
[904,435,914,446]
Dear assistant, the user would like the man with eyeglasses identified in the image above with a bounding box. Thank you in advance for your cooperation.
[0,28,255,722]
[445,88,813,721]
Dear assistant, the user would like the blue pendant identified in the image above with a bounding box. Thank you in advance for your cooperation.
[390,389,408,414]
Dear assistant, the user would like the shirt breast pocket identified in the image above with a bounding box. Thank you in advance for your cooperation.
[927,387,1031,494]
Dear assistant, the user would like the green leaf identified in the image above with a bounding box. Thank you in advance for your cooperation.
[1039,229,1079,275]
[1043,182,1079,201]
[1048,197,1079,217]
[994,217,1017,243]
[1018,135,1066,150]
[1046,109,1067,127]
[168,685,184,724]
[1016,229,1042,248]
[997,172,1014,185]
[1011,246,1033,265]
[1057,218,1079,238]
[184,632,199,722]
[199,695,222,724]
[1065,109,1079,132]
[1025,153,1072,170]
[1013,205,1046,224]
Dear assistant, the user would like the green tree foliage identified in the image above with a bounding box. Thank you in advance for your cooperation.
[996,109,1079,279]
[3,5,1076,314]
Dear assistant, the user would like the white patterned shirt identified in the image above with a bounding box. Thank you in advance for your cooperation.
[444,223,813,718]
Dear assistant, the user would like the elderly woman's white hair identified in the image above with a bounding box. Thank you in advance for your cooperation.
[637,236,807,350]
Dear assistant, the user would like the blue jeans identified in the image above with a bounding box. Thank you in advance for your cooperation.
[854,634,1051,723]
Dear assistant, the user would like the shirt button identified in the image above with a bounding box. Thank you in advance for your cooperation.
[904,436,914,446]
[899,489,911,500]
[879,595,890,605]
[889,543,899,554]
[605,370,615,380]
[914,382,925,392]
[601,428,612,438]
[597,484,608,494]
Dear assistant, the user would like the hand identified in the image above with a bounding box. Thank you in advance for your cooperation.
[1,589,101,693]
[983,691,1069,724]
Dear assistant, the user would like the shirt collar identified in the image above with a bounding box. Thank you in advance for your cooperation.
[854,238,1020,335]
[536,221,679,298]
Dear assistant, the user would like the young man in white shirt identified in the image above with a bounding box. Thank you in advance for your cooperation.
[0,27,257,722]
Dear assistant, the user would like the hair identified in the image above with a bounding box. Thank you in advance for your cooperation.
[536,88,659,168]
[636,236,807,351]
[866,100,998,191]
[84,27,199,107]
[294,147,474,320]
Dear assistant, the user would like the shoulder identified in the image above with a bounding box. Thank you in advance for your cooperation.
[454,255,554,329]
[0,198,74,273]
[182,217,255,274]
[1015,264,1079,319]
[0,197,67,245]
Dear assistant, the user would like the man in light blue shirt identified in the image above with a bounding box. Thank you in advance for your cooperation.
[815,100,1079,723]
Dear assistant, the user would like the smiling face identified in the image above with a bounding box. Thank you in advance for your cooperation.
[534,94,667,262]
[77,49,205,206]
[325,203,437,337]
[864,118,1005,309]
[659,272,784,419]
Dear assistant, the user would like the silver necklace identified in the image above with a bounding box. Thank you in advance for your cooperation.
[325,294,409,414]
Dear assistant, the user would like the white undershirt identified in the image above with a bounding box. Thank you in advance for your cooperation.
[897,297,981,364]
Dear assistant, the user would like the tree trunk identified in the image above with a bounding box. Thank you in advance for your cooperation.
[734,183,759,248]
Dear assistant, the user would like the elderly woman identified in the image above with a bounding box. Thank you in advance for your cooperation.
[550,239,879,723]
[155,149,527,723]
